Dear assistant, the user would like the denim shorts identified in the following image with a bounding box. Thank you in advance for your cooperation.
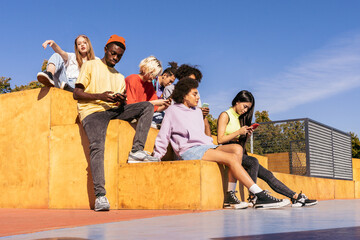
[180,145,218,160]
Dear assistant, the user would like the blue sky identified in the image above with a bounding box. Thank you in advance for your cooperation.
[1,0,359,136]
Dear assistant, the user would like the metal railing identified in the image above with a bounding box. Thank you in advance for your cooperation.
[249,118,352,180]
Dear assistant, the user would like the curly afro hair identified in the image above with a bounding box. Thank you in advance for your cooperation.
[172,78,199,104]
[175,64,202,82]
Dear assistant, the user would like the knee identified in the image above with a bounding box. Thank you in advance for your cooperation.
[49,52,62,63]
[229,153,242,166]
[249,156,259,167]
[143,101,154,113]
[234,145,243,156]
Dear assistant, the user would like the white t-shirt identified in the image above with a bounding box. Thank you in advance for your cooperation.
[65,52,79,80]
[65,53,100,80]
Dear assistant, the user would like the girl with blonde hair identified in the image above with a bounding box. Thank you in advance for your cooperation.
[37,34,96,92]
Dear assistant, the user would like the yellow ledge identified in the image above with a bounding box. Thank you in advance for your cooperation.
[0,88,359,209]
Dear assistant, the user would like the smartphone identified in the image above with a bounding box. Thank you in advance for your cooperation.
[250,123,260,130]
[202,103,209,108]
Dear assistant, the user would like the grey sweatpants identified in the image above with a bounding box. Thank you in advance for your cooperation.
[82,101,154,196]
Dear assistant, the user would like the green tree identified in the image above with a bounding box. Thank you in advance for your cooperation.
[0,77,43,94]
[351,132,360,158]
[252,110,306,155]
[255,110,271,123]
[11,81,43,92]
[41,59,48,71]
[206,114,218,136]
[0,77,12,94]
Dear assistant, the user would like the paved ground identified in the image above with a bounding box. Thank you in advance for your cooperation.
[2,200,360,240]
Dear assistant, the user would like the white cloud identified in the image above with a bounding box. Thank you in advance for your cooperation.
[254,32,360,114]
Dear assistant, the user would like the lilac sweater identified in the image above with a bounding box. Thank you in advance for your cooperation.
[153,103,214,159]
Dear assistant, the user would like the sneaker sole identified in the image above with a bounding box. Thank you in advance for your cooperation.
[127,157,159,163]
[255,200,290,209]
[94,207,110,211]
[127,159,148,163]
[37,73,54,87]
[224,203,248,209]
[305,201,318,206]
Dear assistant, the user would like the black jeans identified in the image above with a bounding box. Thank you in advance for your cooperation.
[82,101,154,196]
[242,154,296,198]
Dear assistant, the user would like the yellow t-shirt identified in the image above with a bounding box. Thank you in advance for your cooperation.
[225,107,241,138]
[76,59,126,121]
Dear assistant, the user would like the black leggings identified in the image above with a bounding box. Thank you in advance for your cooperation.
[242,154,296,198]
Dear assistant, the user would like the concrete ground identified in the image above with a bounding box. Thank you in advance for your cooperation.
[2,200,360,240]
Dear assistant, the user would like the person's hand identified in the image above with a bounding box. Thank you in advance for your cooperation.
[200,107,209,117]
[238,126,251,136]
[98,91,116,103]
[151,99,171,106]
[42,40,55,49]
[113,90,127,105]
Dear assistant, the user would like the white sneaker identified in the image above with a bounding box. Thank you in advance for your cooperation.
[94,195,110,211]
[128,150,159,163]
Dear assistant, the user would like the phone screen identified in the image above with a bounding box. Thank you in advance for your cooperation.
[202,103,209,108]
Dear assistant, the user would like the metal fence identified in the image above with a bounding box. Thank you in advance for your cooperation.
[249,118,353,180]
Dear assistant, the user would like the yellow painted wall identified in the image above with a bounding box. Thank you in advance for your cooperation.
[0,89,51,208]
[117,160,226,210]
[0,89,358,210]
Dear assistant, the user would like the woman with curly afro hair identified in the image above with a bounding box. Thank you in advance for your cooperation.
[153,78,290,209]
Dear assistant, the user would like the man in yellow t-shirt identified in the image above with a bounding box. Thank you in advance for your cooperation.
[73,35,158,212]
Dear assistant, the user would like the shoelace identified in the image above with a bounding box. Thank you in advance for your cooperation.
[230,191,241,204]
[98,196,107,203]
[263,190,280,202]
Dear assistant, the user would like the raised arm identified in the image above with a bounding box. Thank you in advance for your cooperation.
[42,40,69,62]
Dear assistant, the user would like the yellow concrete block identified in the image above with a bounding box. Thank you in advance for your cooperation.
[312,177,335,200]
[49,121,120,209]
[355,181,360,199]
[49,88,78,126]
[200,162,226,209]
[0,89,51,208]
[118,160,225,210]
[334,179,355,199]
[352,158,360,169]
[353,168,360,181]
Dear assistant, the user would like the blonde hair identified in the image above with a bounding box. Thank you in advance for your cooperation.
[74,34,95,68]
[139,56,162,78]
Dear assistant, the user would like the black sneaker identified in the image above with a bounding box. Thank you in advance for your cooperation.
[37,71,55,87]
[224,191,248,209]
[60,82,74,92]
[254,190,290,209]
[291,191,318,207]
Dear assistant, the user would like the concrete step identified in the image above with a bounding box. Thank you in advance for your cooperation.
[0,88,358,210]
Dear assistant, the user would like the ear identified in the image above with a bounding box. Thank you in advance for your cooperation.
[104,46,108,52]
